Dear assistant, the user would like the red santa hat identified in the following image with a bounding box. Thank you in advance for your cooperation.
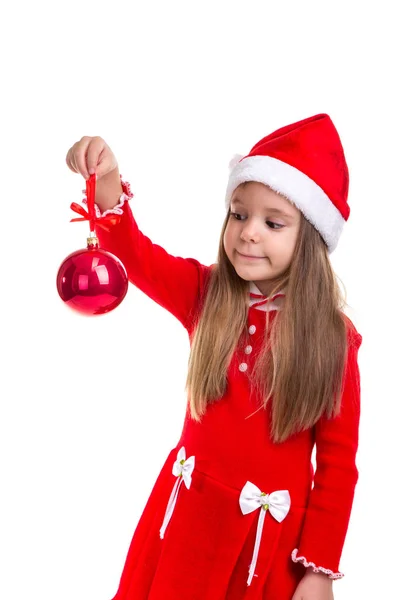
[225,113,350,253]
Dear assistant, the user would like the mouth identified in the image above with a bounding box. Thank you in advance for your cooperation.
[237,251,266,260]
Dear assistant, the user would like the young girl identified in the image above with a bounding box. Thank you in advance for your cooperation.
[66,113,362,600]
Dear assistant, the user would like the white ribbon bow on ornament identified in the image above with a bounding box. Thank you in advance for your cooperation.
[239,481,291,586]
[159,447,195,539]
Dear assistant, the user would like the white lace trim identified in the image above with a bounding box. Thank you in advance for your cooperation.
[291,549,344,580]
[81,176,133,219]
[82,191,130,218]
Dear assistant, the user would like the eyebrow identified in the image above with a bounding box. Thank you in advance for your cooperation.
[231,198,295,219]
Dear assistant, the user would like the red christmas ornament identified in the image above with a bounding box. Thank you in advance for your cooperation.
[56,174,128,315]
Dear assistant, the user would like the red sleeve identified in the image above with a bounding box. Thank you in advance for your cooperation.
[94,197,212,331]
[292,320,362,579]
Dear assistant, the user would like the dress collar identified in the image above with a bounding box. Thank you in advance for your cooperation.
[249,282,285,312]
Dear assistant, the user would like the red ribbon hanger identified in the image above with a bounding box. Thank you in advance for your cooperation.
[69,173,121,232]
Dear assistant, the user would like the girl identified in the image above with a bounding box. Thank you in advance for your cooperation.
[66,113,362,600]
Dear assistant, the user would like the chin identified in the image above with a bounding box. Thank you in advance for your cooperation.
[235,265,271,280]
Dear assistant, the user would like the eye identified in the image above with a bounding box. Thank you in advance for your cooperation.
[229,211,244,220]
[266,221,284,230]
[229,212,284,230]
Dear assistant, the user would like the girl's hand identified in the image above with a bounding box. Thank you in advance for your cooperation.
[292,569,334,600]
[66,136,118,181]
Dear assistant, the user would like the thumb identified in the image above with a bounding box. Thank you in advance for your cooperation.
[85,137,113,179]
[93,154,118,181]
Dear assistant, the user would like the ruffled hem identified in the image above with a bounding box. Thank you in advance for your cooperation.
[82,175,134,218]
[291,549,344,580]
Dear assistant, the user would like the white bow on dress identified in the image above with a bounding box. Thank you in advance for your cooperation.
[239,481,291,586]
[159,447,195,539]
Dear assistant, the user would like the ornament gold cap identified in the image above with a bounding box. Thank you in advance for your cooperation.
[87,233,99,249]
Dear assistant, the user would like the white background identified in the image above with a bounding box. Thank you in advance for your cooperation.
[1,1,399,598]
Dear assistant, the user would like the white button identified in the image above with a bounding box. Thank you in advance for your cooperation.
[249,325,256,335]
[239,363,248,372]
[245,345,253,354]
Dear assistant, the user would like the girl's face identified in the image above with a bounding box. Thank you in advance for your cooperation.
[223,182,301,296]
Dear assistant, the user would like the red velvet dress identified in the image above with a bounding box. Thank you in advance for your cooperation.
[93,188,362,600]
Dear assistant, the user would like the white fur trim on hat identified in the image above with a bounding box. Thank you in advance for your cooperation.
[225,155,345,253]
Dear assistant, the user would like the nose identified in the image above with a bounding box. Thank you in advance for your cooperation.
[240,219,261,243]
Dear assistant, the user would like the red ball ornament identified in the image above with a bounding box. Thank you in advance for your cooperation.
[56,237,128,316]
[57,174,128,316]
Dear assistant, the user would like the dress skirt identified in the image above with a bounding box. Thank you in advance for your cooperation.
[111,448,308,600]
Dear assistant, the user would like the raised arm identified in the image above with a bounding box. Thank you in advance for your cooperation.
[90,168,212,331]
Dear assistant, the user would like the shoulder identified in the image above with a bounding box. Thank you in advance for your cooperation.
[186,263,215,334]
[199,262,217,295]
[340,312,363,351]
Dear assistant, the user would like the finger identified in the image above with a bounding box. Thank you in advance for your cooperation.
[65,148,77,173]
[68,147,81,175]
[70,147,81,175]
[74,136,92,180]
[86,136,105,177]
[95,148,117,180]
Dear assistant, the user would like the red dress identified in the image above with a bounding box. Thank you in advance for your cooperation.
[93,188,362,600]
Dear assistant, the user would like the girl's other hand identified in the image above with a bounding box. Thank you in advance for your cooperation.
[66,136,118,181]
[291,569,334,600]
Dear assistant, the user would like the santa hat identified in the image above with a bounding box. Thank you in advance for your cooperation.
[225,113,350,253]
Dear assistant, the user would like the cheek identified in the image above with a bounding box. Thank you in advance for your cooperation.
[223,226,233,253]
[272,235,296,264]
[280,234,298,263]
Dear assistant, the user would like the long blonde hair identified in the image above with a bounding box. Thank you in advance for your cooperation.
[185,205,351,443]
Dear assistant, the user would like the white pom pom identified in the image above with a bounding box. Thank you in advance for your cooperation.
[228,154,245,171]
